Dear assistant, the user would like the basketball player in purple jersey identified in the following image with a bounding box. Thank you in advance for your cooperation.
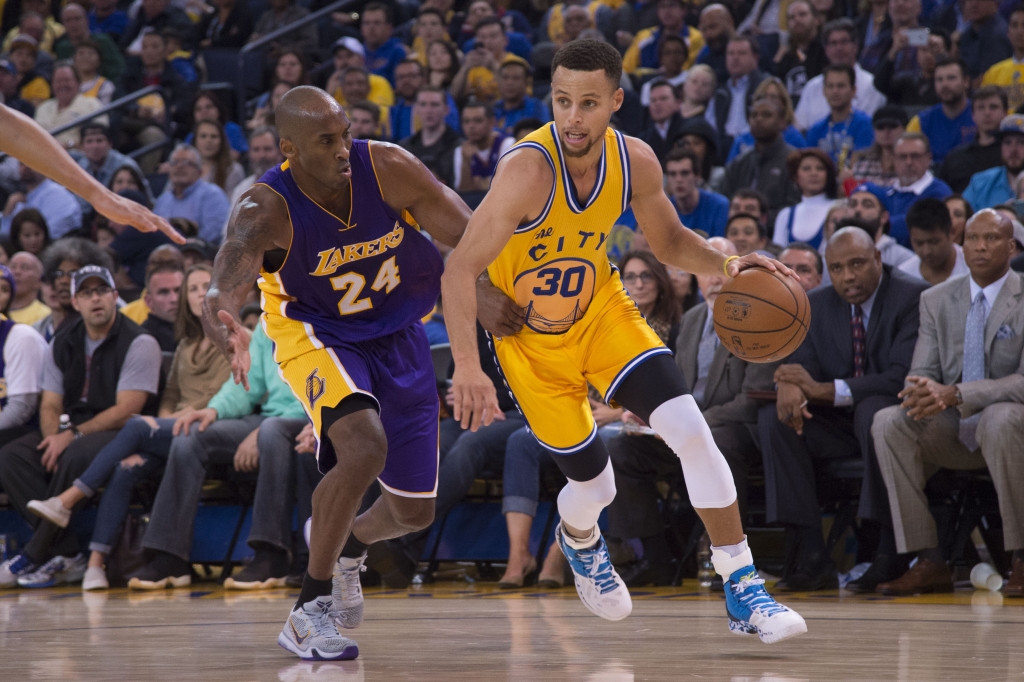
[204,87,509,660]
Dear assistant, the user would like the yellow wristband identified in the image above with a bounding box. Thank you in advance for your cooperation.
[722,255,739,277]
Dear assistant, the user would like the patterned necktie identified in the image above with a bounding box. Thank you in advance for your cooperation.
[960,291,988,450]
[851,305,866,378]
[692,323,718,404]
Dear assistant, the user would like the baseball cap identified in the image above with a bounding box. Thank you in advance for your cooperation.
[332,36,365,57]
[998,114,1024,138]
[872,105,909,129]
[71,265,116,296]
[9,34,38,53]
[849,182,889,206]
[0,59,16,76]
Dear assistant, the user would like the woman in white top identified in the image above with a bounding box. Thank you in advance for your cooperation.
[773,148,838,250]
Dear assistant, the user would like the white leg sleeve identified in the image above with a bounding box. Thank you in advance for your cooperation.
[648,394,737,509]
[557,459,616,532]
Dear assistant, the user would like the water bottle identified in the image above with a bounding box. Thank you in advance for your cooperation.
[697,533,714,589]
[58,414,72,433]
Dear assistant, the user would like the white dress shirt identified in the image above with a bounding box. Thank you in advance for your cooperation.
[794,63,886,131]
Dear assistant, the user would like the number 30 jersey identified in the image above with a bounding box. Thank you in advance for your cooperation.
[487,123,632,335]
[257,140,444,364]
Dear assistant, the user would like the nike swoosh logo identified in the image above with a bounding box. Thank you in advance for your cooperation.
[290,620,309,645]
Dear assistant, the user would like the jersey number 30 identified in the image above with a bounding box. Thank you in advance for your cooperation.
[330,256,401,315]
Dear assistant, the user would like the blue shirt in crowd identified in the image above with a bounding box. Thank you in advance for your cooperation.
[390,92,461,141]
[89,9,129,38]
[674,190,730,237]
[461,32,534,63]
[364,37,408,84]
[153,179,231,245]
[911,102,976,163]
[805,110,875,166]
[884,172,953,246]
[1,179,82,239]
[963,165,1015,212]
[727,125,807,163]
[494,97,551,136]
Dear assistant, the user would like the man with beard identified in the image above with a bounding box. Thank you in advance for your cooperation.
[772,0,825,107]
[938,86,1008,193]
[694,4,734,84]
[906,58,975,164]
[964,115,1024,210]
[33,238,115,341]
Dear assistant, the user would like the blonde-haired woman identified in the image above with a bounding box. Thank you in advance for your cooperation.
[726,77,806,163]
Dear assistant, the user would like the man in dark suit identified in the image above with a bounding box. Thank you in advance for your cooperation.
[607,238,775,585]
[639,79,687,163]
[757,227,929,591]
[708,35,764,165]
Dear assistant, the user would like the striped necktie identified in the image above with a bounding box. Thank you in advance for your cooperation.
[851,305,866,378]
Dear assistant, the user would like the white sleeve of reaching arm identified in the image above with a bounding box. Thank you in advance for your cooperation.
[0,393,39,429]
[3,324,48,396]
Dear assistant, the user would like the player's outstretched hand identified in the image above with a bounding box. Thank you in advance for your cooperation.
[476,276,525,337]
[218,310,252,390]
[91,189,186,244]
[451,365,501,432]
[727,252,799,283]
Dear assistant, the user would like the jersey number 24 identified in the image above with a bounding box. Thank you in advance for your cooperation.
[329,256,401,315]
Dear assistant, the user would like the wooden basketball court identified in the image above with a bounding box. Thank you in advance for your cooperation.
[1,582,1020,681]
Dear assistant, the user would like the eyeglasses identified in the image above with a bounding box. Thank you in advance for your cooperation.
[895,152,928,162]
[168,158,200,168]
[75,285,112,298]
[49,269,74,281]
[623,272,655,285]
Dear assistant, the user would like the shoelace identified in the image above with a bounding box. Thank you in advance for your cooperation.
[310,600,342,639]
[338,557,366,602]
[578,548,620,595]
[732,575,787,617]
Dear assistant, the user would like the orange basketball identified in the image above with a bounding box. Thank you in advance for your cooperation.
[712,267,810,363]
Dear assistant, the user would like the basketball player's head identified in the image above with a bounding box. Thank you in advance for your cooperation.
[276,86,353,189]
[825,226,882,306]
[550,39,623,158]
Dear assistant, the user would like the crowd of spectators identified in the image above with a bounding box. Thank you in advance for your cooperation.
[0,0,1022,596]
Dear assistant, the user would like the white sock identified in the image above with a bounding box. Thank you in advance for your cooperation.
[711,535,755,578]
[561,523,599,550]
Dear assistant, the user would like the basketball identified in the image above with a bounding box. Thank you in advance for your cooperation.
[712,267,810,363]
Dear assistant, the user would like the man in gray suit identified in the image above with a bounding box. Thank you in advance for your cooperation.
[758,228,929,592]
[873,209,1024,597]
[607,238,775,585]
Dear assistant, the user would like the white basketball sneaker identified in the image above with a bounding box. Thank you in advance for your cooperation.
[724,566,807,644]
[556,524,632,621]
[278,596,360,661]
[332,553,366,629]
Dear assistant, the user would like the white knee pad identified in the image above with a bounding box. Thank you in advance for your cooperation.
[557,459,616,531]
[648,394,737,509]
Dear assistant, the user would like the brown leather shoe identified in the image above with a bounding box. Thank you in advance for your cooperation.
[1005,558,1024,597]
[878,558,953,596]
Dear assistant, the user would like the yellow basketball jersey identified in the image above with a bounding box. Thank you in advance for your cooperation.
[487,123,632,335]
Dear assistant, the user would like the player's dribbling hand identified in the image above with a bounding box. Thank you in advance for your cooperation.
[91,190,186,244]
[451,365,501,432]
[727,253,799,284]
[218,310,253,390]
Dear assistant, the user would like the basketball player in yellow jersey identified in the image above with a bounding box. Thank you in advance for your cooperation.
[443,40,807,643]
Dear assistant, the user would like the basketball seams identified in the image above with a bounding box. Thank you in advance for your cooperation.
[711,268,810,363]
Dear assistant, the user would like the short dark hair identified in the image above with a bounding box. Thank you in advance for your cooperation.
[349,99,381,122]
[822,63,855,88]
[821,17,857,45]
[551,39,623,86]
[474,16,505,35]
[363,2,393,23]
[648,78,677,98]
[933,56,968,80]
[728,35,760,57]
[732,188,769,217]
[664,146,700,171]
[780,241,824,275]
[395,59,425,77]
[512,117,543,137]
[929,26,952,52]
[498,60,531,77]
[906,197,953,236]
[975,85,1009,111]
[415,84,447,102]
[417,7,444,21]
[462,98,494,118]
[79,122,110,143]
[658,33,689,62]
[145,262,184,288]
[835,215,881,239]
[726,212,767,239]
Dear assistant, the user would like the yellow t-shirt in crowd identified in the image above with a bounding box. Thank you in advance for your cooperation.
[332,74,395,109]
[7,298,51,326]
[466,53,531,102]
[981,58,1024,112]
[120,295,150,324]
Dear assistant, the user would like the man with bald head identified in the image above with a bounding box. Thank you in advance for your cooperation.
[607,237,779,586]
[7,251,50,325]
[203,86,515,660]
[872,209,1024,597]
[758,226,929,592]
[695,4,734,84]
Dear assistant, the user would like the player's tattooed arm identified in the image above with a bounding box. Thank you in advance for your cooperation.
[371,141,472,248]
[203,185,289,374]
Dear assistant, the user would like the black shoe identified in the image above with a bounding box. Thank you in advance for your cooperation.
[126,552,192,590]
[224,548,289,590]
[366,540,416,588]
[774,555,838,592]
[845,554,912,594]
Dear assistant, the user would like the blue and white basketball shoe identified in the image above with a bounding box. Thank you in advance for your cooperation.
[725,566,807,643]
[278,596,360,661]
[0,554,38,588]
[556,524,632,621]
